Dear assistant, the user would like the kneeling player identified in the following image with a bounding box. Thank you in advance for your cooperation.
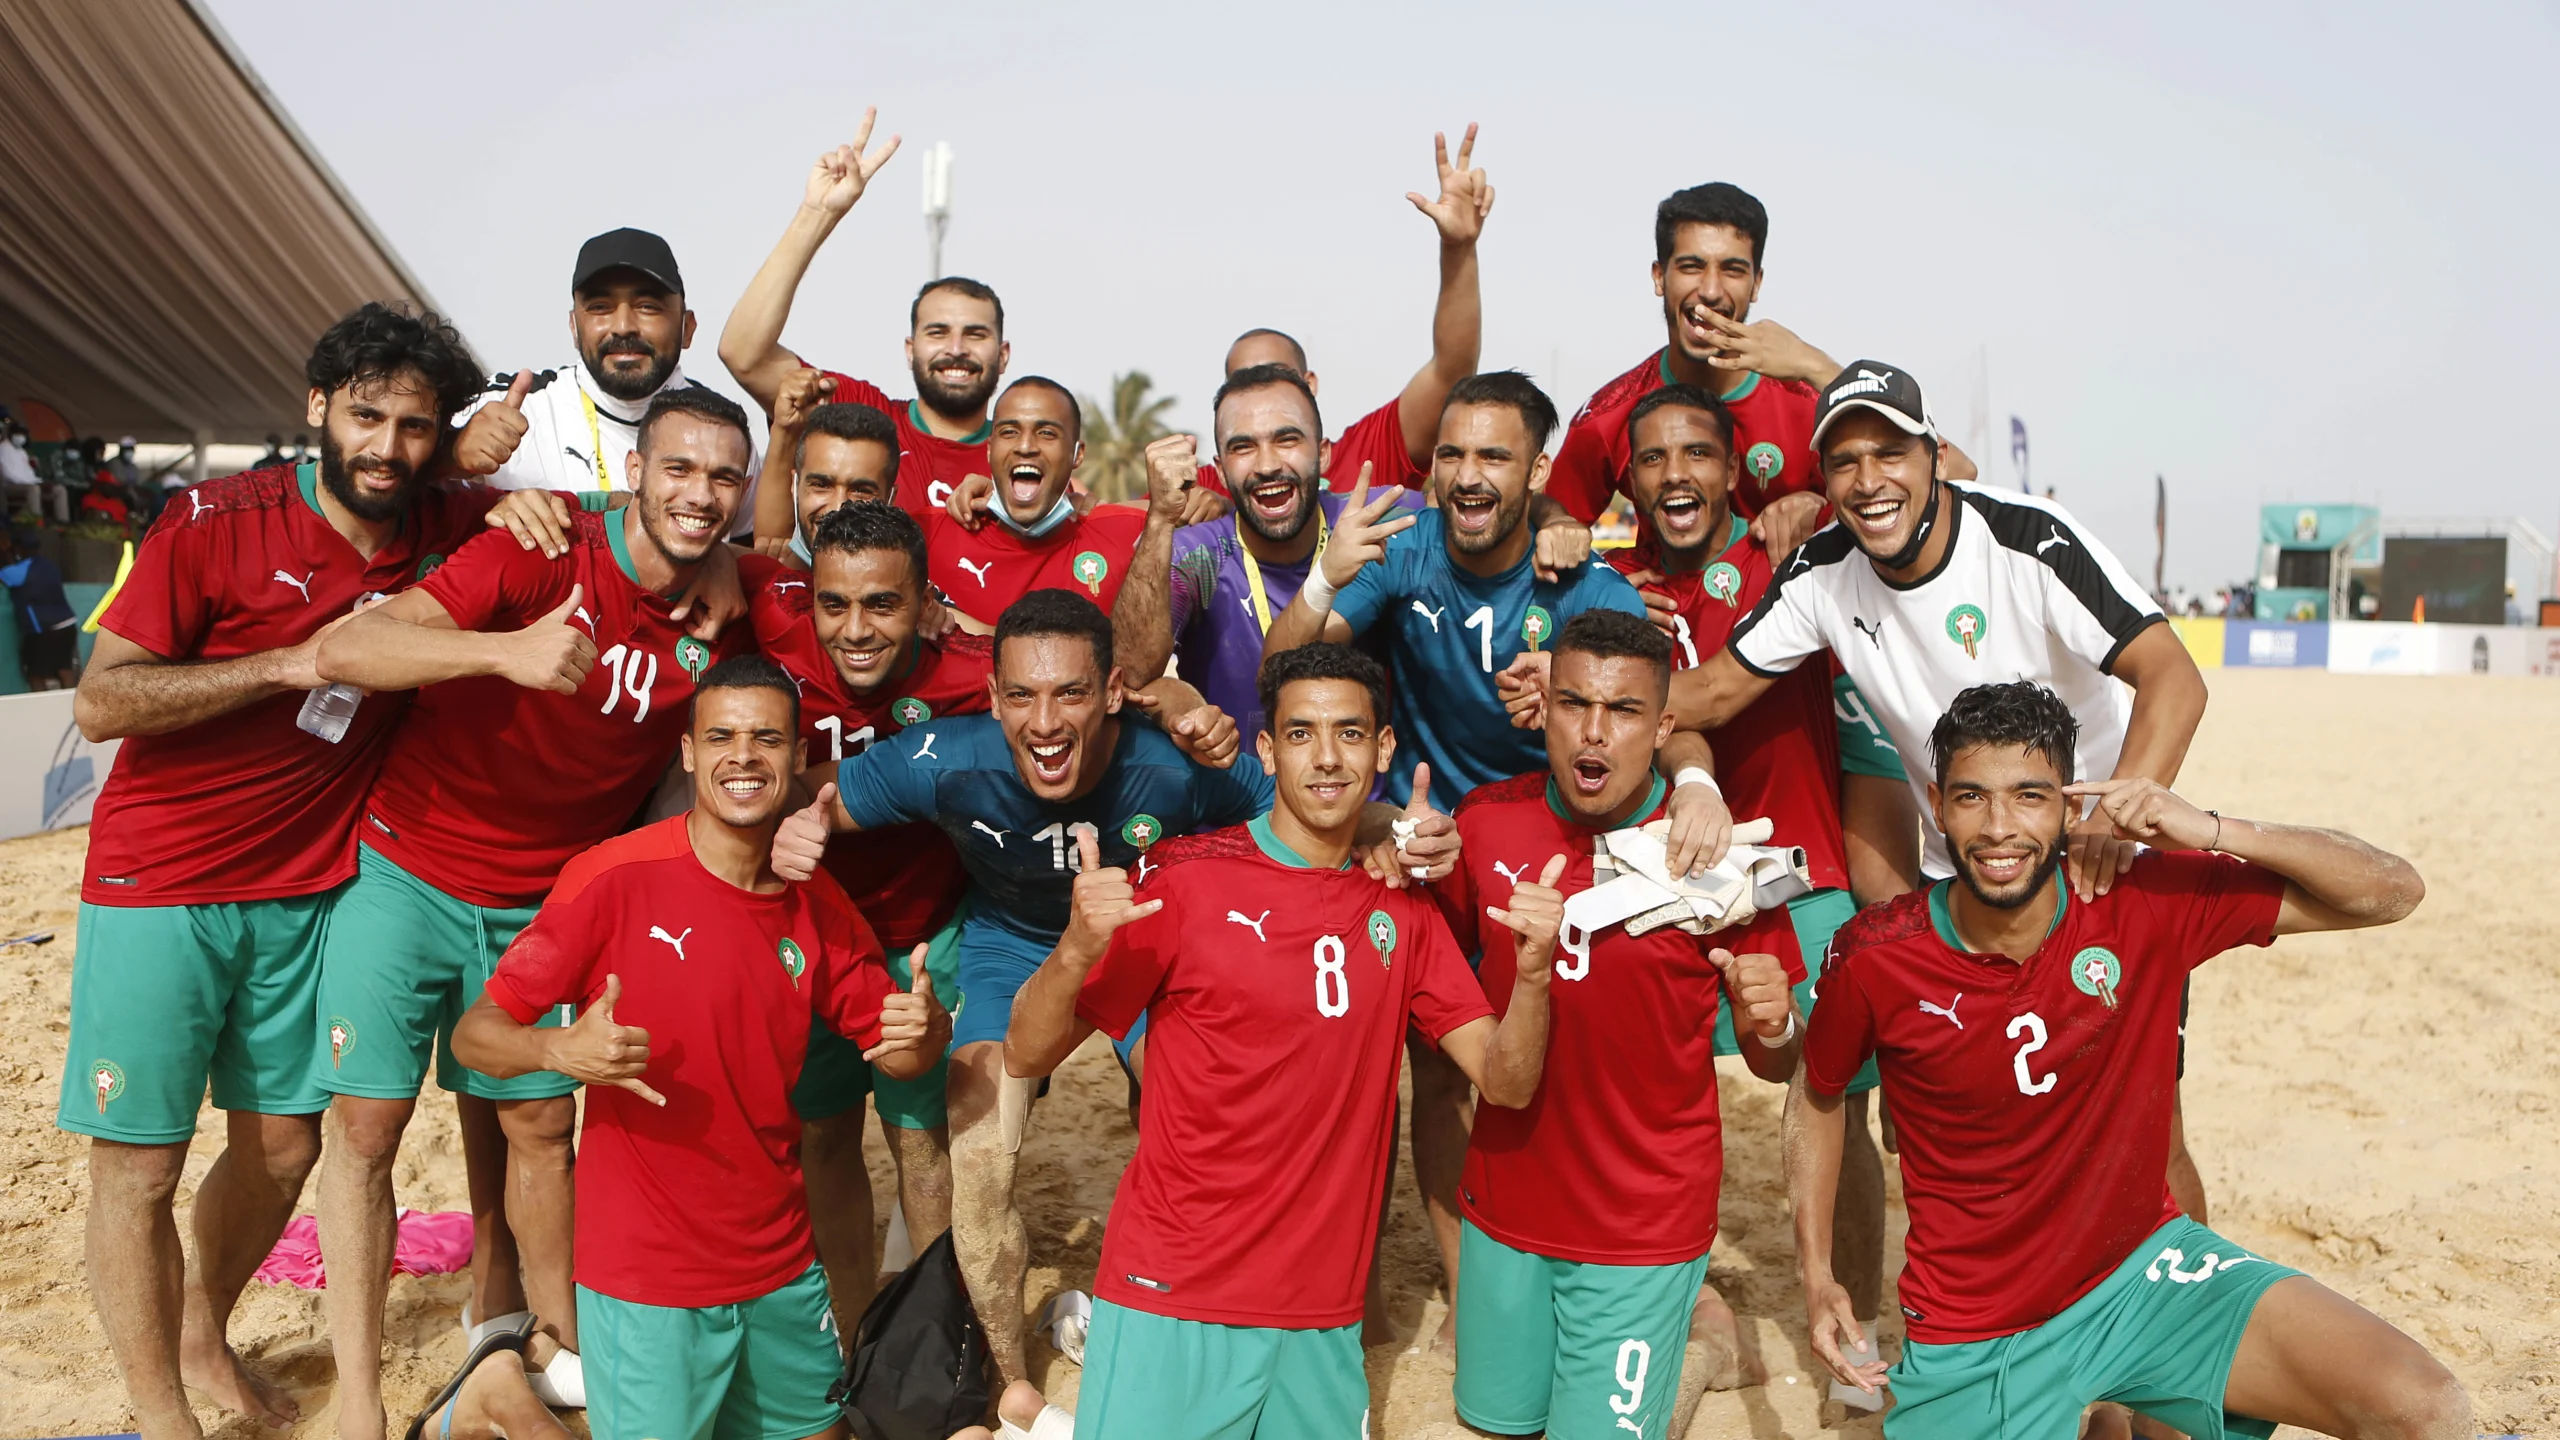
[1791,681,2468,1440]
[1004,644,1563,1440]
[452,658,949,1440]
[1438,610,1800,1440]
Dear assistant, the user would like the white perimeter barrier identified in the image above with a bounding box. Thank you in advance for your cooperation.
[2324,622,2554,676]
[0,689,120,843]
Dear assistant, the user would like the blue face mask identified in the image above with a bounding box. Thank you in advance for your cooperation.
[992,488,1077,539]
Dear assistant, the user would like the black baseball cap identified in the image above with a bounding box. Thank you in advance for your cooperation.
[1810,361,1935,449]
[572,228,684,297]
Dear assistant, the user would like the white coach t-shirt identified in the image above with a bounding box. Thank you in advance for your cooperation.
[1729,482,2164,875]
[454,361,760,536]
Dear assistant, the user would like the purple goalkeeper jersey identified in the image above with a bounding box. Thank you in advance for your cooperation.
[1167,488,1422,740]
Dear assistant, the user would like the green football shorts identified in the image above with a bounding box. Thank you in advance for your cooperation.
[59,893,333,1144]
[1077,1298,1367,1440]
[1886,1216,2300,1440]
[1834,672,1909,781]
[579,1264,841,1440]
[1453,1220,1708,1439]
[1713,887,1879,1094]
[792,908,963,1129]
[311,844,571,1102]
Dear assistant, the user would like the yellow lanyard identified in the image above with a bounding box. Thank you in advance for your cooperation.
[1237,506,1328,635]
[577,387,614,491]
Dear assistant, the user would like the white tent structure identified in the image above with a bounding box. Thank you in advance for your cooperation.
[0,0,464,461]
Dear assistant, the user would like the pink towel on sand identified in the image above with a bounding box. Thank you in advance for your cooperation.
[253,1209,474,1288]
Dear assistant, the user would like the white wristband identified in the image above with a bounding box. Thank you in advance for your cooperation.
[1756,1008,1799,1049]
[1296,565,1340,614]
[1673,766,1720,797]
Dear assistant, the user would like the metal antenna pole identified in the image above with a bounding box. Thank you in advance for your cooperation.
[922,142,954,280]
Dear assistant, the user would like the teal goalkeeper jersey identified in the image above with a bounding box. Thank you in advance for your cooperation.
[1332,509,1645,811]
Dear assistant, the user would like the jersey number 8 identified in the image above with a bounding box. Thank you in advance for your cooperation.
[1313,935,1349,1018]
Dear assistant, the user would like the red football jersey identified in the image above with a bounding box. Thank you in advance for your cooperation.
[750,584,993,948]
[1439,774,1804,1263]
[485,815,894,1307]
[84,465,496,906]
[360,515,766,907]
[1191,395,1429,498]
[809,367,991,518]
[1075,819,1491,1328]
[1803,852,2286,1342]
[1549,352,1822,531]
[1606,526,1850,896]
[921,504,1147,628]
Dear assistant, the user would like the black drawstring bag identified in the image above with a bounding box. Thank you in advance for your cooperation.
[831,1228,994,1440]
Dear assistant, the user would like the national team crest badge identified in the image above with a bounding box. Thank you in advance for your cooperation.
[328,1016,357,1069]
[1744,441,1785,490]
[414,553,446,582]
[892,696,932,727]
[1121,814,1161,849]
[1521,606,1553,651]
[2070,945,2122,1008]
[1945,604,1988,660]
[675,635,710,680]
[90,1059,125,1115]
[1705,562,1743,607]
[1366,909,1397,967]
[778,937,808,985]
[1073,551,1109,595]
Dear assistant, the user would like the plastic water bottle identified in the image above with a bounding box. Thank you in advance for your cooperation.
[296,684,363,744]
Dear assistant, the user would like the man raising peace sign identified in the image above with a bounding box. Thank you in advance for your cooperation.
[453,656,947,1440]
[1005,643,1560,1440]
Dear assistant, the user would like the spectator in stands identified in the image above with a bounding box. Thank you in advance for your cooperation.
[1,528,79,688]
[289,434,311,465]
[2507,582,2524,627]
[0,423,39,520]
[256,433,288,469]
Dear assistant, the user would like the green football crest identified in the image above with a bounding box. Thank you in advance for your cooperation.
[1521,605,1553,651]
[1744,441,1785,487]
[892,696,933,727]
[779,937,808,982]
[676,635,711,680]
[1367,909,1397,965]
[1121,814,1162,849]
[1705,561,1743,606]
[2070,946,2122,1009]
[1945,604,1988,660]
[1073,551,1109,594]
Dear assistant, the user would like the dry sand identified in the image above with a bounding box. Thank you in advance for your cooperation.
[1,668,2552,1438]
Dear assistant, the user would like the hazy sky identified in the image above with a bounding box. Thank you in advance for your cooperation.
[206,0,2558,590]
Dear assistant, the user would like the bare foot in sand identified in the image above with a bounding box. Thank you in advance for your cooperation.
[180,1332,298,1429]
[1687,1282,1767,1391]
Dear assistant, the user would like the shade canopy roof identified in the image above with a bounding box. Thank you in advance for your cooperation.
[0,0,464,445]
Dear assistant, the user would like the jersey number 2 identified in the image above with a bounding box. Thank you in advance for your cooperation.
[2008,1012,2058,1096]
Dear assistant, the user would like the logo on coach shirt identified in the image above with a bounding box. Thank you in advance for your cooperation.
[1944,603,1987,660]
[1367,910,1398,967]
[2070,946,2122,1009]
[891,696,933,726]
[1705,562,1743,607]
[1121,814,1161,849]
[1744,441,1785,490]
[90,1059,125,1114]
[1850,615,1884,650]
[1073,551,1109,595]
[675,636,711,681]
[328,1017,357,1068]
[779,937,808,986]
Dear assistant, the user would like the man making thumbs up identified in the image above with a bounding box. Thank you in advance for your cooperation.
[1435,609,1801,1440]
[455,656,944,1440]
[1005,643,1555,1440]
[307,388,771,1428]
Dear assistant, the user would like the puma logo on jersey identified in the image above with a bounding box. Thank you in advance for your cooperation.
[1410,601,1447,632]
[1134,854,1154,884]
[572,606,596,633]
[649,925,692,961]
[956,557,993,586]
[1492,860,1527,885]
[1225,910,1270,941]
[1851,615,1884,649]
[2036,527,2071,556]
[188,490,212,518]
[772,578,808,594]
[911,732,939,761]
[1917,992,1964,1029]
[272,569,314,604]
[971,821,1008,847]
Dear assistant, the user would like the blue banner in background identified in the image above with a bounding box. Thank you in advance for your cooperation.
[2223,621,2330,668]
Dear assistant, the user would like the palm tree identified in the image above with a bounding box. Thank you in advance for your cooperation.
[1076,371,1177,505]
